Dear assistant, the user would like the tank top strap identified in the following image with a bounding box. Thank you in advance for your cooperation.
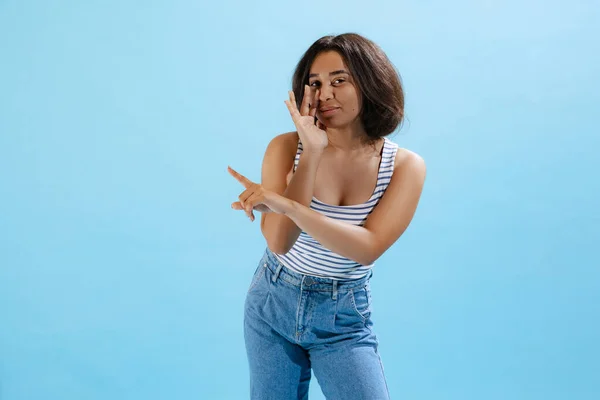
[293,138,303,173]
[371,138,398,185]
[380,137,399,174]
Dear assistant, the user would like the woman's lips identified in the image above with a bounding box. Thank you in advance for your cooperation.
[320,107,340,116]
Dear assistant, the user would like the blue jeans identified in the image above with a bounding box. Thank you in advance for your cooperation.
[244,247,390,399]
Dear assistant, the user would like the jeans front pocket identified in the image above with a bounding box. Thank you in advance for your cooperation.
[350,284,372,322]
[247,261,267,294]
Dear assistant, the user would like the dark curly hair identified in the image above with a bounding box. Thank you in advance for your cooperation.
[292,33,405,144]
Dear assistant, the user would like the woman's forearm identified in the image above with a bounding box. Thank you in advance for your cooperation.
[283,200,375,266]
[261,151,322,254]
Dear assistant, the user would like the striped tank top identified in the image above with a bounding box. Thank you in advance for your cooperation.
[273,136,399,280]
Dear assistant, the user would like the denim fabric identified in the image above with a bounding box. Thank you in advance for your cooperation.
[244,247,390,399]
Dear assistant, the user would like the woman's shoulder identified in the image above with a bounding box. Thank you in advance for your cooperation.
[268,131,300,151]
[262,132,300,170]
[275,131,299,142]
[385,138,425,172]
[263,132,300,185]
[266,131,298,148]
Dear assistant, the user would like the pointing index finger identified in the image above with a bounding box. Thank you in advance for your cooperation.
[227,166,252,188]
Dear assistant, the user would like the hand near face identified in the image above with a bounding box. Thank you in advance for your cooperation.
[285,86,328,155]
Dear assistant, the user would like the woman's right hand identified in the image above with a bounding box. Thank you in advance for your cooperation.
[284,85,328,155]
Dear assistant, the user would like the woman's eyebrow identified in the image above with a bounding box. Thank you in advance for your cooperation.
[308,69,349,78]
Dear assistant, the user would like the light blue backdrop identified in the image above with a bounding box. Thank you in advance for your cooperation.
[1,0,598,399]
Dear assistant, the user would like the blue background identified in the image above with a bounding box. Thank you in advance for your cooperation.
[1,0,599,399]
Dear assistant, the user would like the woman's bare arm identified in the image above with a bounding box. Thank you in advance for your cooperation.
[282,150,427,265]
[260,132,322,254]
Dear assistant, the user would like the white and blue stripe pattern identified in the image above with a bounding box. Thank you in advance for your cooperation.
[273,137,399,280]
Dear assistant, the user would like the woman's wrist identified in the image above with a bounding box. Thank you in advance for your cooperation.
[302,148,325,159]
[282,198,299,217]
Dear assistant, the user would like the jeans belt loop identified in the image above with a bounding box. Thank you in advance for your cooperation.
[272,263,283,283]
[332,279,338,300]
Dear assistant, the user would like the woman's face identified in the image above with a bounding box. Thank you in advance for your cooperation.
[308,51,362,129]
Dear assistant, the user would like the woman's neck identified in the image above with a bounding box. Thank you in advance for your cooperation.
[325,121,378,155]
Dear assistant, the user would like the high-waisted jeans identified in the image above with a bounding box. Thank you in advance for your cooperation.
[244,247,390,399]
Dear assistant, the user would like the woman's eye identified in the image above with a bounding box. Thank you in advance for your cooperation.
[309,79,344,87]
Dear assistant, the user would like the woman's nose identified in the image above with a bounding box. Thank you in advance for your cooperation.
[318,85,333,102]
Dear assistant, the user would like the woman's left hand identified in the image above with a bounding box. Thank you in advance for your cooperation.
[228,166,293,222]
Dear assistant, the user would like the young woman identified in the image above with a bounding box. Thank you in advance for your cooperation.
[228,33,426,399]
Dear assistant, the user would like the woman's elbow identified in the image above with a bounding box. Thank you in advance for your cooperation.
[267,241,291,255]
[261,227,292,255]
